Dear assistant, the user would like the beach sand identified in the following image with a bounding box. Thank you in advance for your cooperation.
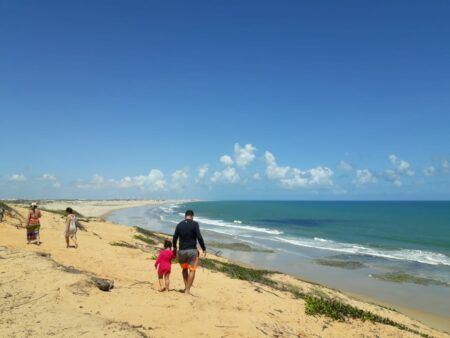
[35,199,181,218]
[0,204,448,338]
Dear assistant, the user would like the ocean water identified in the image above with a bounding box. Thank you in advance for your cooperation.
[182,201,450,267]
[108,201,450,320]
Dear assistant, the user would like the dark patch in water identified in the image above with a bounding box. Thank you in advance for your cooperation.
[314,259,366,269]
[371,272,449,287]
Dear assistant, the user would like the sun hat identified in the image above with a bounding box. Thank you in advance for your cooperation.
[30,202,38,207]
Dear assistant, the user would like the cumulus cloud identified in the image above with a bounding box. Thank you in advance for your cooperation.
[210,167,239,184]
[264,151,333,189]
[220,155,234,166]
[77,170,167,191]
[197,164,209,179]
[40,173,61,188]
[9,174,27,182]
[171,169,189,190]
[423,166,436,177]
[442,159,449,174]
[264,151,290,179]
[381,154,414,187]
[234,143,257,167]
[389,154,415,176]
[337,160,353,171]
[280,167,333,189]
[116,170,166,191]
[353,169,377,186]
[253,173,261,180]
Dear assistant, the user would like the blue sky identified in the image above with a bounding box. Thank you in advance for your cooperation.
[1,1,449,200]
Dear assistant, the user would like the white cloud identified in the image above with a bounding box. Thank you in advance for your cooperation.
[442,159,449,174]
[210,171,222,183]
[389,154,414,176]
[234,143,256,167]
[264,151,290,179]
[41,174,57,181]
[40,173,61,188]
[116,170,166,191]
[223,167,239,183]
[197,164,209,179]
[264,151,333,189]
[280,167,333,189]
[77,170,167,191]
[220,155,234,166]
[9,174,27,182]
[76,174,107,189]
[353,169,377,186]
[171,169,189,190]
[423,166,436,176]
[253,173,261,180]
[210,167,239,184]
[337,160,353,171]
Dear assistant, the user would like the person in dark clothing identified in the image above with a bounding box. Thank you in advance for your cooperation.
[173,210,206,295]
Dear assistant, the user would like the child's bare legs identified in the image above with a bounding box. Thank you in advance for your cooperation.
[72,235,78,248]
[65,236,70,248]
[158,275,166,291]
[164,273,170,291]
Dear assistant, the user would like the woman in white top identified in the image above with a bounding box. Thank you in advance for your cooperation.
[65,207,78,248]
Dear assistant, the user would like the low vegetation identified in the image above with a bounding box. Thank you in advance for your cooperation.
[134,226,167,242]
[110,241,137,249]
[40,208,84,218]
[133,234,157,245]
[200,257,432,337]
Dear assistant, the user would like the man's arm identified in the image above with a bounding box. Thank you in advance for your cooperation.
[172,225,179,250]
[195,223,206,252]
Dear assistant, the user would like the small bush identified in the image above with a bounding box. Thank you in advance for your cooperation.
[134,235,156,245]
[110,241,137,249]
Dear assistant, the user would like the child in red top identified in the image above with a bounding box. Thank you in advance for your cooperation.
[154,239,176,291]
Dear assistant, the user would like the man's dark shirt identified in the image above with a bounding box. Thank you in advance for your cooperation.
[173,219,206,251]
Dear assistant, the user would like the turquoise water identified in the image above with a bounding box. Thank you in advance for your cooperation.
[181,201,450,266]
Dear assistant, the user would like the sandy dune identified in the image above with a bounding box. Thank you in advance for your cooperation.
[0,206,448,338]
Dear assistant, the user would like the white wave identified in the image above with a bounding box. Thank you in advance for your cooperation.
[195,216,283,235]
[234,220,242,224]
[271,236,450,266]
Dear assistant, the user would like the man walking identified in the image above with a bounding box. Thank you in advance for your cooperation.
[173,210,206,295]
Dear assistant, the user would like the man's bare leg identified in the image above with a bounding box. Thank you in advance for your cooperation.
[184,269,196,295]
[182,268,189,290]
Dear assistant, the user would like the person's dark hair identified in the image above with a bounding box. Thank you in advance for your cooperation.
[164,239,172,249]
[66,207,73,214]
[185,210,194,217]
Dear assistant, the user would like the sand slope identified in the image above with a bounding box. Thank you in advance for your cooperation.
[0,206,448,338]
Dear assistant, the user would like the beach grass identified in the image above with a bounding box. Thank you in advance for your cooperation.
[133,234,157,246]
[110,241,138,249]
[199,257,432,337]
[200,258,277,286]
[0,201,14,212]
[41,208,84,218]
